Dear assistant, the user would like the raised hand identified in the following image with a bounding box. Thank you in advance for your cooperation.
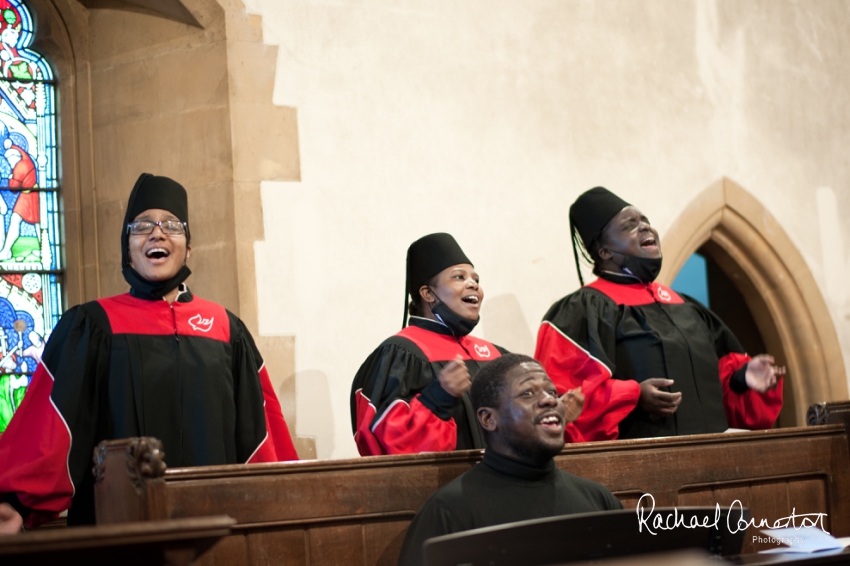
[639,378,682,417]
[746,354,784,393]
[561,387,585,424]
[438,355,471,398]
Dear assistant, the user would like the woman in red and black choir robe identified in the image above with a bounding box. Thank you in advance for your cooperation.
[352,233,586,456]
[0,174,298,533]
[350,233,512,455]
[535,187,784,442]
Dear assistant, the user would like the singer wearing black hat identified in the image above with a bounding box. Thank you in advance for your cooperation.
[534,187,784,442]
[0,173,298,534]
[350,233,583,456]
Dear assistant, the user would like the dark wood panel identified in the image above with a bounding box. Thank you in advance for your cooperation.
[678,477,828,554]
[307,524,364,565]
[710,484,755,553]
[364,520,410,566]
[787,478,830,533]
[194,534,248,566]
[749,481,793,552]
[676,488,716,507]
[558,431,843,497]
[244,528,307,566]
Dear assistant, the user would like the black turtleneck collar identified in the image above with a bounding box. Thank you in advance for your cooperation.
[130,282,194,303]
[596,270,642,286]
[482,448,557,482]
[407,315,453,337]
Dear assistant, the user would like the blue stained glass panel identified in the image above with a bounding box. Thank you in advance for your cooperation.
[0,0,61,433]
[671,253,709,308]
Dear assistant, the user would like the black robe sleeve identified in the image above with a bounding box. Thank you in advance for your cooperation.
[350,337,460,455]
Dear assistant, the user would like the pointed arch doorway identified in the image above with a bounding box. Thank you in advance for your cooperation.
[658,178,846,427]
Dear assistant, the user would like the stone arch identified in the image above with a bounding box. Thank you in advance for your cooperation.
[658,177,847,426]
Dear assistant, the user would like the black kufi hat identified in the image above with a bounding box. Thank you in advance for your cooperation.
[569,186,630,285]
[404,233,472,328]
[121,173,192,299]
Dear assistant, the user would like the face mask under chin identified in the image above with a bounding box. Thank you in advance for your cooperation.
[430,298,479,337]
[615,253,663,284]
[123,264,191,299]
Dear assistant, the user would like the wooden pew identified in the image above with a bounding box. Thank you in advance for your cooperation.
[94,426,850,566]
[0,516,235,565]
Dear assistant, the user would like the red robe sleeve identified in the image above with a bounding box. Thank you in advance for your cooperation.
[535,291,640,443]
[351,339,458,456]
[353,391,457,455]
[719,352,784,430]
[0,364,70,527]
[0,305,108,528]
[247,364,299,463]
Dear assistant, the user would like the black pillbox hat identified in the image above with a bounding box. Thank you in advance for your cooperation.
[121,173,190,267]
[569,186,630,285]
[404,233,472,327]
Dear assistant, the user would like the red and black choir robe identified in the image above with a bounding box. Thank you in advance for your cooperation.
[351,316,506,455]
[535,272,783,442]
[0,287,298,527]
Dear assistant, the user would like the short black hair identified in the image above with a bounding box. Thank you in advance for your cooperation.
[407,273,439,318]
[471,353,538,411]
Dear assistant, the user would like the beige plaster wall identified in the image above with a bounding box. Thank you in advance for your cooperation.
[239,0,850,459]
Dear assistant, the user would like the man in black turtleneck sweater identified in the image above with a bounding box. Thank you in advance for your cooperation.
[397,353,622,566]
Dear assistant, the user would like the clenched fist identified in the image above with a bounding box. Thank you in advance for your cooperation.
[438,355,471,398]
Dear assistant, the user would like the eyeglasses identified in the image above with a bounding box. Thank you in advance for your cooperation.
[127,220,187,236]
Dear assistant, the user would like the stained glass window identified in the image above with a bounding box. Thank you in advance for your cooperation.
[0,0,60,433]
[671,253,709,307]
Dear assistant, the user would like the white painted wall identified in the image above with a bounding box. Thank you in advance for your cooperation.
[245,0,850,459]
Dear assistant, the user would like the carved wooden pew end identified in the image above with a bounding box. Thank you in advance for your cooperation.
[94,437,168,524]
[807,401,850,427]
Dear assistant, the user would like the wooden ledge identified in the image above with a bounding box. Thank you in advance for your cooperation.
[162,425,844,481]
[0,515,234,555]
